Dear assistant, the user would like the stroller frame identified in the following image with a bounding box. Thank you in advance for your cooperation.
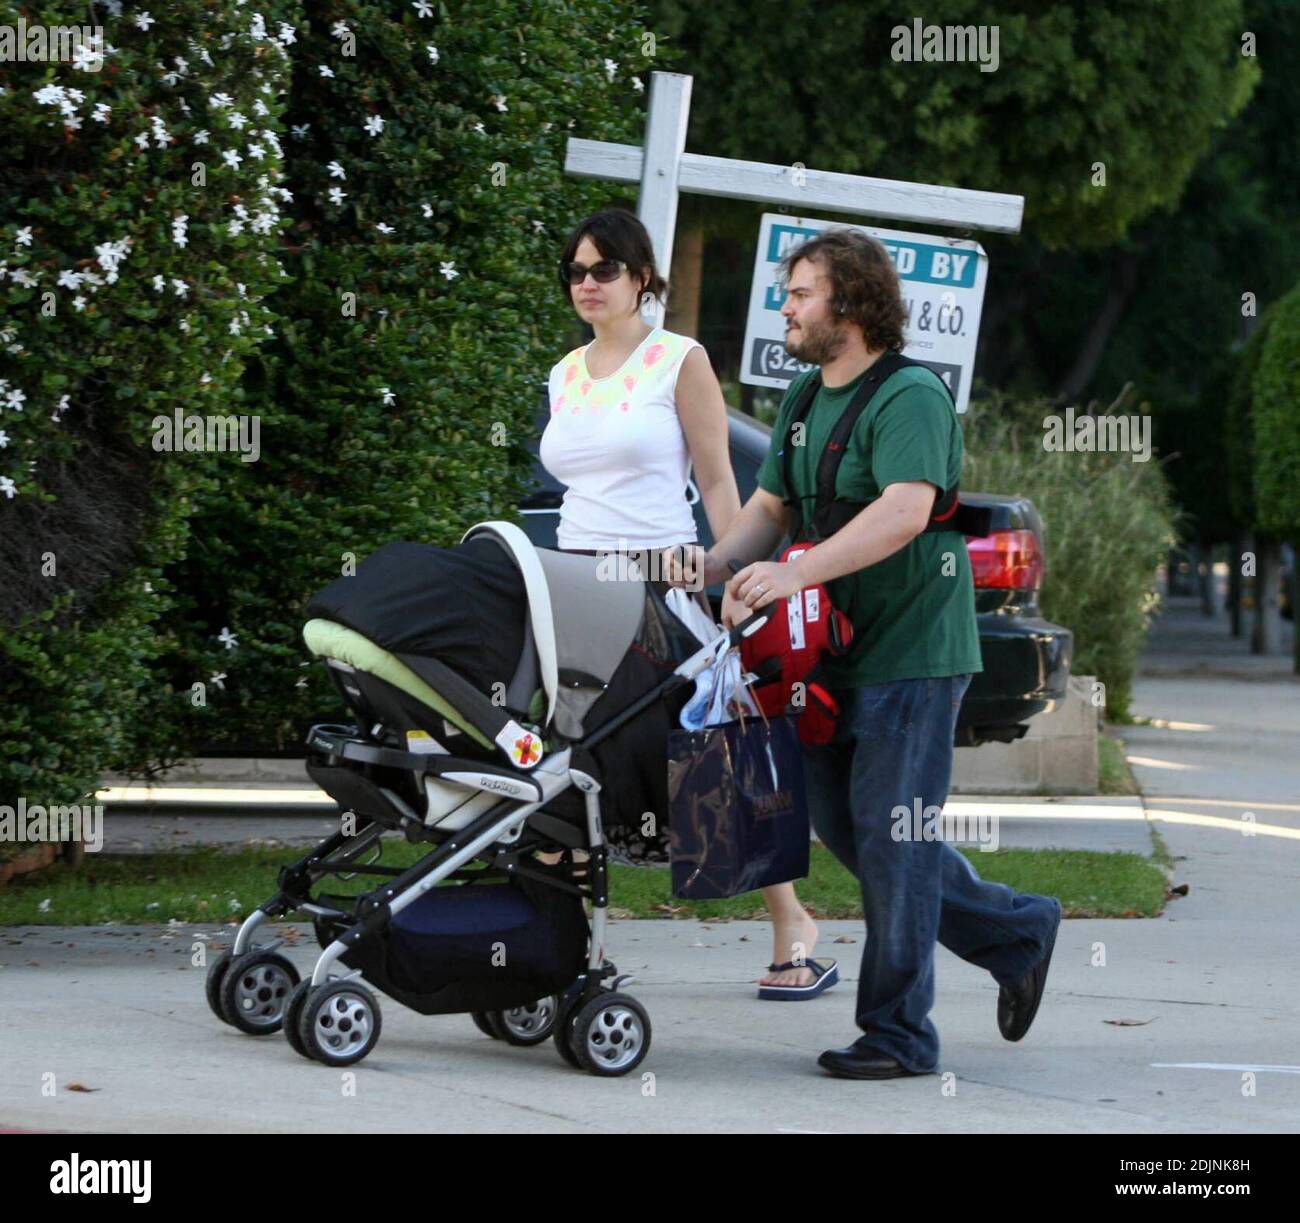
[207,573,774,1074]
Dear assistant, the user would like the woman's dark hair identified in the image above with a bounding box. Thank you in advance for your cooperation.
[777,228,907,353]
[557,207,668,310]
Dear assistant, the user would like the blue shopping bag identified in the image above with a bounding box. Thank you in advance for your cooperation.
[666,708,810,900]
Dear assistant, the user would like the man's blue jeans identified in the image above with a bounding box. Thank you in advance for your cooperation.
[802,674,1061,1072]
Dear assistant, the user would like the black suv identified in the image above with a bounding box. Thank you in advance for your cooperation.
[520,404,1073,746]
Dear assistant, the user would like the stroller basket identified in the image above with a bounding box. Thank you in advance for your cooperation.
[313,876,588,1017]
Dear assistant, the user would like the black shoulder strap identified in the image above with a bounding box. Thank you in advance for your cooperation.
[813,351,920,509]
[779,370,823,507]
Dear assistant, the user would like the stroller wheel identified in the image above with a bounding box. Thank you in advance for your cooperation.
[569,993,651,1077]
[299,980,382,1066]
[486,996,561,1046]
[205,949,236,1025]
[470,1011,501,1040]
[284,980,316,1060]
[220,950,300,1036]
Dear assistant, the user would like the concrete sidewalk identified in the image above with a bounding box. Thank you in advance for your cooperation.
[1,912,1295,1135]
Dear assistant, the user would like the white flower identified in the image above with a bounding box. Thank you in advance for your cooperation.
[93,102,112,122]
[603,58,618,81]
[171,278,188,298]
[491,95,507,112]
[375,222,394,234]
[331,21,351,38]
[134,12,155,31]
[276,22,296,45]
[0,477,16,499]
[11,269,39,289]
[152,274,166,292]
[250,14,267,41]
[178,318,190,331]
[228,898,242,912]
[327,161,346,179]
[252,99,269,117]
[15,228,32,247]
[222,149,243,169]
[532,220,545,233]
[209,92,234,109]
[217,627,239,650]
[227,112,248,130]
[72,44,103,73]
[133,131,151,151]
[193,129,210,144]
[421,202,433,218]
[327,186,346,206]
[413,1,434,17]
[210,672,227,690]
[38,898,51,913]
[172,215,188,247]
[318,64,335,78]
[440,261,458,281]
[363,114,384,137]
[57,270,84,290]
[290,124,310,140]
[426,44,439,65]
[0,430,8,448]
[247,143,266,160]
[632,75,644,93]
[472,121,485,135]
[379,387,396,405]
[72,296,87,311]
[6,388,25,411]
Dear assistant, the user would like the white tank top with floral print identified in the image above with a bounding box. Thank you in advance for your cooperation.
[540,327,702,551]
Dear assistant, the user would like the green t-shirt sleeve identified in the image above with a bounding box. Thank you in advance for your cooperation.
[869,379,955,494]
[755,372,811,499]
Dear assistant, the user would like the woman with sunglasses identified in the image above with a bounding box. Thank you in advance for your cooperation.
[539,208,837,1000]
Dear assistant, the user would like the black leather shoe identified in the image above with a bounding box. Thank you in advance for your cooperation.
[998,901,1062,1042]
[817,1042,933,1080]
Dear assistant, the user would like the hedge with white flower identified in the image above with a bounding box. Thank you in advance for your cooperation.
[2,0,660,808]
[0,0,294,815]
[152,0,659,753]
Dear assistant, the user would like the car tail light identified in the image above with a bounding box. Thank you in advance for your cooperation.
[966,528,1043,590]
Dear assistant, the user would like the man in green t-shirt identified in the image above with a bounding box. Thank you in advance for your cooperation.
[665,229,1061,1080]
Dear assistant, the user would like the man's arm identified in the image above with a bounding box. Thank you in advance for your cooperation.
[707,487,790,575]
[790,481,935,587]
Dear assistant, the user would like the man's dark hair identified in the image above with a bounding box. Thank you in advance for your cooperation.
[558,207,668,309]
[778,228,907,352]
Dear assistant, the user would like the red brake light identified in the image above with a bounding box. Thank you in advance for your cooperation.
[966,529,1043,591]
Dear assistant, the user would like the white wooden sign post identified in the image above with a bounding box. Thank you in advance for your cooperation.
[565,71,1024,330]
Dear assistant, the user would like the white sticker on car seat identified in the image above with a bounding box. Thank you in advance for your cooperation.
[406,730,447,754]
[805,588,820,623]
[787,592,806,651]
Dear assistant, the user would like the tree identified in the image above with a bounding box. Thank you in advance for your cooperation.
[1251,281,1300,670]
[644,0,1256,341]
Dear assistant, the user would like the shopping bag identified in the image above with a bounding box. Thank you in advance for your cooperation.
[666,703,810,900]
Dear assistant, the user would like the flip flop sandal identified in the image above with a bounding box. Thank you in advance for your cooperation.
[757,957,839,1001]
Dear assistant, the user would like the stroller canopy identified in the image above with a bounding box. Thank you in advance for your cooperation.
[305,521,680,748]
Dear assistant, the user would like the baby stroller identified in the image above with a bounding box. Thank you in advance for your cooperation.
[203,521,771,1075]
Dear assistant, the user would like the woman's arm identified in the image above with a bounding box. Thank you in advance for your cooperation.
[674,345,742,541]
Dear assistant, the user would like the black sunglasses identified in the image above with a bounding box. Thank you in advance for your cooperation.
[559,258,627,287]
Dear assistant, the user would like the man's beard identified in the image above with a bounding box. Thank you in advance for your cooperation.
[785,317,848,366]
